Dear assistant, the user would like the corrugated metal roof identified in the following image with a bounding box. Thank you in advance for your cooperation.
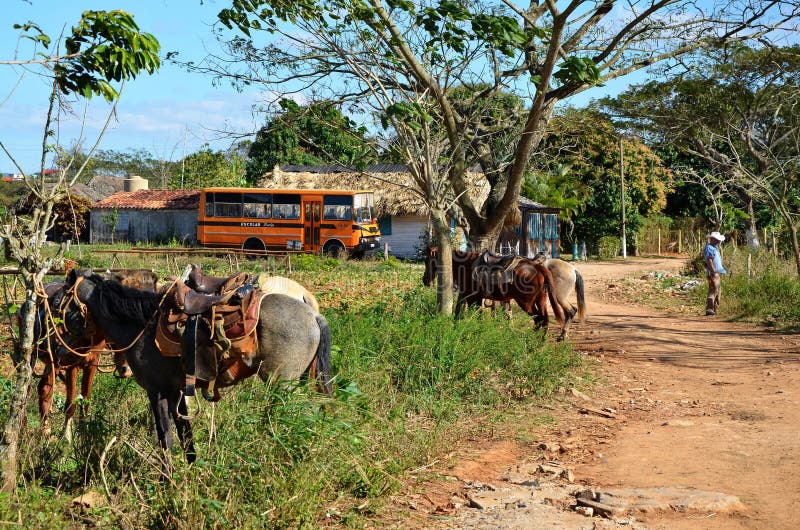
[92,189,200,210]
[518,196,545,209]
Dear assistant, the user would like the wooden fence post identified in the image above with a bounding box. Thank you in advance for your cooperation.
[678,230,682,254]
[657,229,661,256]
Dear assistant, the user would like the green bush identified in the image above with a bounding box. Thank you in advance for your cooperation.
[291,253,340,272]
[597,236,621,260]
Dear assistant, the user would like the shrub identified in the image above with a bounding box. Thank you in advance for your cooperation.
[291,253,340,272]
[597,236,621,259]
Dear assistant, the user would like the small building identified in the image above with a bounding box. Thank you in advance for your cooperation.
[266,164,490,258]
[266,165,561,258]
[90,189,200,244]
[500,197,562,258]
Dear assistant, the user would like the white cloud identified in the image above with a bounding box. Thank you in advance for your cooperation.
[0,90,270,172]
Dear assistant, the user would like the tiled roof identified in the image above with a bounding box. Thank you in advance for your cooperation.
[92,189,200,210]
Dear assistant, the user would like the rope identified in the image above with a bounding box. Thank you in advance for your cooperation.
[38,278,104,358]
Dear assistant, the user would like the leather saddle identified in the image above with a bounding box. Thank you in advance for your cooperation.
[186,264,251,295]
[156,276,262,401]
[472,250,523,294]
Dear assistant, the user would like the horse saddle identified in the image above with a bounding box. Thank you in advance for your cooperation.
[186,264,252,294]
[472,250,522,291]
[155,279,264,399]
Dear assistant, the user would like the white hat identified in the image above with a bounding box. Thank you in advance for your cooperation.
[708,231,725,242]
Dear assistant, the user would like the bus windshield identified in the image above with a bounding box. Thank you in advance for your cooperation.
[353,192,374,223]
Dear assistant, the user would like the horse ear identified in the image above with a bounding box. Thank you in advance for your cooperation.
[66,268,78,285]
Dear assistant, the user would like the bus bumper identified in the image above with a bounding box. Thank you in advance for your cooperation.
[354,237,381,253]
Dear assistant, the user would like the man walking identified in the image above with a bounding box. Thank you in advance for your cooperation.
[703,231,727,316]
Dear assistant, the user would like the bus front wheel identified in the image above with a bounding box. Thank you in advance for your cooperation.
[322,240,345,257]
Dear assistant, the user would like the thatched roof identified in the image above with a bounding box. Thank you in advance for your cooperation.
[261,164,489,216]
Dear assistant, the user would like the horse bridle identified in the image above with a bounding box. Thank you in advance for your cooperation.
[58,275,154,356]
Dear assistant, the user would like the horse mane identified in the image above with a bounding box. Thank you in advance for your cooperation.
[88,274,162,325]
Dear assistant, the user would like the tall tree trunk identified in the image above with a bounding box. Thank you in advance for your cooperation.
[463,100,558,250]
[430,209,454,315]
[0,286,37,492]
[469,230,502,252]
[787,222,800,277]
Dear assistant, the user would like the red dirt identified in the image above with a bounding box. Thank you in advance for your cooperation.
[383,257,800,529]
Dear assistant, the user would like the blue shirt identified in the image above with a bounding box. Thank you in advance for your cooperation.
[703,243,726,275]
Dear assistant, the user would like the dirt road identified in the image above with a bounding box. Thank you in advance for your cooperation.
[394,258,800,529]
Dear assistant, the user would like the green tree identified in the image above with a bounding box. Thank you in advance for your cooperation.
[0,10,159,490]
[536,109,672,252]
[521,164,590,224]
[58,145,181,188]
[245,99,376,184]
[208,0,795,254]
[173,144,246,189]
[604,45,800,272]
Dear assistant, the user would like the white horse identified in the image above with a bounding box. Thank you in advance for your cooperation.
[534,254,586,339]
[256,273,320,313]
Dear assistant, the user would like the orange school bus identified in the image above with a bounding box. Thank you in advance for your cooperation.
[197,188,381,256]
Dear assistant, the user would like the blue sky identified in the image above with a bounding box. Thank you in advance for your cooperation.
[1,0,264,174]
[1,1,640,176]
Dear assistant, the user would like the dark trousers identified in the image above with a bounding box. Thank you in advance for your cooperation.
[706,274,721,315]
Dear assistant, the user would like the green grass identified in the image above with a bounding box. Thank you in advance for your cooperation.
[1,251,583,529]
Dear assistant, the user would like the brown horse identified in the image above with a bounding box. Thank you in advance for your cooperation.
[35,269,159,435]
[422,247,565,330]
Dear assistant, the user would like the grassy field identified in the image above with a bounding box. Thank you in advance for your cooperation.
[0,249,583,528]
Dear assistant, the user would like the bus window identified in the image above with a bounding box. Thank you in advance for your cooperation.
[215,192,243,218]
[273,194,301,219]
[353,192,375,223]
[244,192,272,218]
[204,192,215,217]
[323,195,353,220]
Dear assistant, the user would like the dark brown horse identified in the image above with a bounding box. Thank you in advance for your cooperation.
[35,269,159,435]
[422,247,565,330]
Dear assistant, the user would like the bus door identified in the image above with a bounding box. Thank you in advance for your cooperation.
[303,201,322,252]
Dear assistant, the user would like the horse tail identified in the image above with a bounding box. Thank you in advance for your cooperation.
[314,314,333,395]
[575,269,587,322]
[540,264,565,325]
